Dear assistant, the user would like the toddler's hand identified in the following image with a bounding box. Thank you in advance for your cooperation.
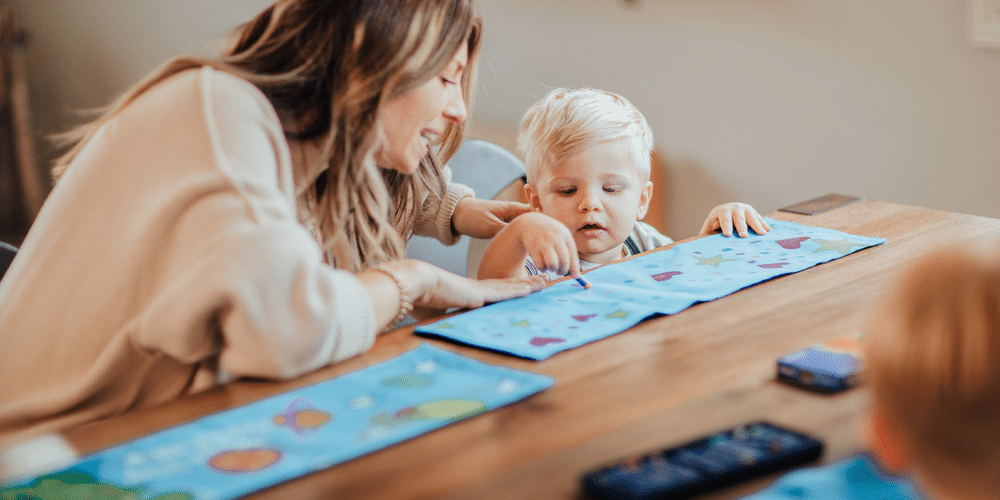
[700,202,772,238]
[511,213,581,277]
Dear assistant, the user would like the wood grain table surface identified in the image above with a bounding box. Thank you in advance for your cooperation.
[61,198,1000,499]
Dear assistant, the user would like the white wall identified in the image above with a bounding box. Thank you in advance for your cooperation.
[12,0,1000,237]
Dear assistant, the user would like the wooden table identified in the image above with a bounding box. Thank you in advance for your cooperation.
[61,198,1000,499]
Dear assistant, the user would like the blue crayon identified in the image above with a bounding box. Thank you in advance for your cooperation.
[574,274,592,289]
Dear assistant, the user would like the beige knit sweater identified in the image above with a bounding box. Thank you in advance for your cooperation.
[0,67,472,447]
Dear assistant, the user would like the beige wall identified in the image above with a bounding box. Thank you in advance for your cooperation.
[471,0,1000,237]
[12,0,1000,237]
[9,0,271,170]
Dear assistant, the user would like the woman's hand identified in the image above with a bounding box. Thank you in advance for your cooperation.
[410,259,546,310]
[362,259,545,330]
[699,202,772,238]
[452,196,531,239]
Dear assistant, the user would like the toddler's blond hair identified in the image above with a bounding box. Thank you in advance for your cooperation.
[865,241,1000,496]
[516,88,654,183]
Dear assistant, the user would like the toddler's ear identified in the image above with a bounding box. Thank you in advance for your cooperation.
[636,181,654,220]
[524,183,544,213]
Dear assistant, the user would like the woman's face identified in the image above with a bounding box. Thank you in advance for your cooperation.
[377,43,469,174]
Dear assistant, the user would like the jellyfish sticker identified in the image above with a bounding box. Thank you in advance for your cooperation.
[272,397,332,437]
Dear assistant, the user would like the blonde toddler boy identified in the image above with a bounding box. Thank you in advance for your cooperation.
[478,88,771,281]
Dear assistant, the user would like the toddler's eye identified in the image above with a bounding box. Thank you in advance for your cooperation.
[558,188,576,196]
[604,186,622,193]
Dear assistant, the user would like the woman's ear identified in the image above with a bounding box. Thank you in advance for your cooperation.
[636,181,654,220]
[524,183,544,213]
[867,409,913,473]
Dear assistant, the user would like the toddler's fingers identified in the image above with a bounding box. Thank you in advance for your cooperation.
[557,232,579,276]
[561,236,580,276]
[551,243,573,276]
[555,250,570,276]
[538,247,560,274]
[559,242,576,276]
[568,252,582,279]
[720,212,734,237]
[734,208,749,238]
[748,213,771,235]
[540,242,563,275]
[699,218,715,236]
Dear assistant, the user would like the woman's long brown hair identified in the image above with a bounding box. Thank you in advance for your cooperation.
[52,0,481,271]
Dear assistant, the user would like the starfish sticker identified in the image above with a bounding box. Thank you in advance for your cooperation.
[694,254,737,268]
[812,239,865,255]
[606,309,630,319]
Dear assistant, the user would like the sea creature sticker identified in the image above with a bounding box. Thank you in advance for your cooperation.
[209,448,282,474]
[389,399,486,422]
[272,397,332,437]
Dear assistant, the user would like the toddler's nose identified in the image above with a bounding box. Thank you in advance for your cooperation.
[578,190,602,212]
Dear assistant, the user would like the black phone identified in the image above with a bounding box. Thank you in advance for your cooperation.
[580,421,824,500]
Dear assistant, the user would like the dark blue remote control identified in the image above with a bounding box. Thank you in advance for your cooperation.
[581,421,823,500]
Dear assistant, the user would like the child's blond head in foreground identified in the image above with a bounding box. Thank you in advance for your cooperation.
[516,88,654,184]
[865,242,1000,498]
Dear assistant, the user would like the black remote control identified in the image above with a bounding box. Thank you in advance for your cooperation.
[581,421,824,500]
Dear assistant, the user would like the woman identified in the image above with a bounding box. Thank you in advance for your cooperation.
[0,0,542,446]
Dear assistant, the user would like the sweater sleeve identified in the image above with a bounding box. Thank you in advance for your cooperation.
[136,69,377,381]
[412,164,474,245]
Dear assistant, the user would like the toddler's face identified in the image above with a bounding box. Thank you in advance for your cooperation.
[526,139,652,265]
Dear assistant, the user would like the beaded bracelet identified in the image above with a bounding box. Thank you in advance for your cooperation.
[374,263,414,328]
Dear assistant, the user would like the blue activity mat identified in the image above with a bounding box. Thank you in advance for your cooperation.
[417,219,885,360]
[1,344,554,499]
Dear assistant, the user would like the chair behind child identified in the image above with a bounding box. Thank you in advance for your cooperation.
[406,139,527,277]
